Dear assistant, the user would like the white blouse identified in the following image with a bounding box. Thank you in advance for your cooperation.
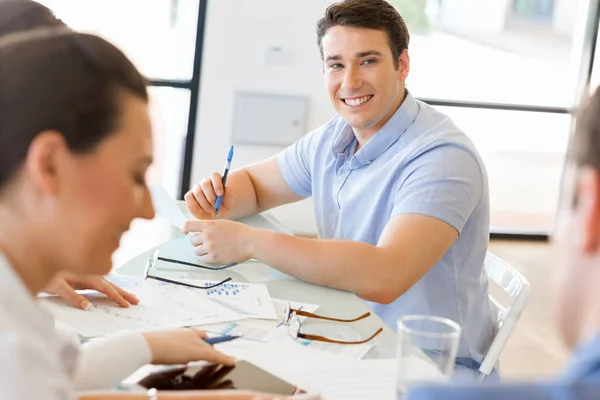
[0,253,151,399]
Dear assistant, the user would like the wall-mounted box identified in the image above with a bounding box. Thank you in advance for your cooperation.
[231,91,308,146]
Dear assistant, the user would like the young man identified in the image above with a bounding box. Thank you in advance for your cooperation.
[185,0,494,370]
[406,88,600,399]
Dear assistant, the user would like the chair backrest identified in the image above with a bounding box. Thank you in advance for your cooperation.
[478,252,531,378]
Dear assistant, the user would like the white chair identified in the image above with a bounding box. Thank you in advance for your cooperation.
[478,252,531,381]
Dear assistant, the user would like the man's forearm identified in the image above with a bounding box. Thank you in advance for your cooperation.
[221,168,261,220]
[247,229,405,304]
[190,214,455,304]
[219,158,303,221]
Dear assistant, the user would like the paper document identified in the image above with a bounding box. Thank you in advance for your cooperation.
[304,340,372,360]
[150,185,188,229]
[39,275,245,337]
[214,339,395,400]
[204,299,319,342]
[205,298,372,359]
[180,279,277,320]
[292,359,396,400]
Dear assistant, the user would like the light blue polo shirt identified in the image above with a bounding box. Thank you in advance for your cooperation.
[277,91,494,363]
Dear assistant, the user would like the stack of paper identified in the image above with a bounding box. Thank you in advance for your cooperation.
[39,276,245,337]
[183,279,278,320]
[215,339,396,400]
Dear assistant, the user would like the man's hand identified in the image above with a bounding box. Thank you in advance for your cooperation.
[43,272,139,310]
[184,172,235,220]
[183,220,256,265]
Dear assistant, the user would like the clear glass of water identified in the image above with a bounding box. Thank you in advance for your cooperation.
[396,315,462,397]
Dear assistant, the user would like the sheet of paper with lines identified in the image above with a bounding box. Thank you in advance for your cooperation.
[39,275,245,338]
[183,279,278,320]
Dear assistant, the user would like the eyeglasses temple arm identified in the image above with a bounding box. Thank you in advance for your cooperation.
[157,256,237,271]
[298,327,383,345]
[294,310,372,323]
[147,275,232,289]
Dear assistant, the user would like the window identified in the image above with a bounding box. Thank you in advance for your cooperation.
[38,0,205,199]
[391,0,586,107]
[146,87,191,196]
[38,0,200,80]
[434,106,570,233]
[390,0,596,234]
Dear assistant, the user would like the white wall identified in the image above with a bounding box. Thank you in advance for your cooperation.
[191,0,337,235]
[553,0,583,35]
[438,0,510,34]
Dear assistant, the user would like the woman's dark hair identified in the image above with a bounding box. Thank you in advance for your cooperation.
[0,0,66,37]
[316,0,410,69]
[0,29,148,192]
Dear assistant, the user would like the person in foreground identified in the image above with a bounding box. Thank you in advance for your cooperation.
[406,88,600,399]
[185,0,494,373]
[0,28,289,400]
[0,0,148,311]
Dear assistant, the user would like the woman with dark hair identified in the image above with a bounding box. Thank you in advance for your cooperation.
[0,0,155,311]
[0,0,65,35]
[0,25,282,400]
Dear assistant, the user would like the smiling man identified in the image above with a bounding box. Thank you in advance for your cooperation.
[185,0,494,373]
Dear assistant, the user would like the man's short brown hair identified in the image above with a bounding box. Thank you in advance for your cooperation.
[316,0,410,69]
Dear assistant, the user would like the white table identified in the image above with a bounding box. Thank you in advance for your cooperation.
[114,208,396,359]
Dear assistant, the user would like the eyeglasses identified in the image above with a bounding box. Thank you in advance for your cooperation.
[144,250,235,290]
[281,303,383,345]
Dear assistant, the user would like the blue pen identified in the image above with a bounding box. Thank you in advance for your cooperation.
[214,145,234,217]
[204,335,240,345]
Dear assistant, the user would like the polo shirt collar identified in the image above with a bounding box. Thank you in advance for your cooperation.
[330,91,419,167]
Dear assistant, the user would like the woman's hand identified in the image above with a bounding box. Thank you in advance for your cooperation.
[142,328,235,366]
[42,272,139,309]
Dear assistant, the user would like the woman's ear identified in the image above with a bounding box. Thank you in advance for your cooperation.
[24,130,68,197]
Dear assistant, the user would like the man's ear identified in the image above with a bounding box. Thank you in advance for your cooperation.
[575,167,600,254]
[397,49,410,81]
[24,130,67,197]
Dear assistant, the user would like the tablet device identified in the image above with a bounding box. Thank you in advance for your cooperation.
[219,360,297,395]
[184,360,296,396]
[138,360,303,396]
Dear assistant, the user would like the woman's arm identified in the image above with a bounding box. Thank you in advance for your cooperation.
[78,389,282,400]
[75,332,151,391]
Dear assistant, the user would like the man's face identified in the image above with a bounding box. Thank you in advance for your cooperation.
[321,26,409,138]
[553,165,600,348]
